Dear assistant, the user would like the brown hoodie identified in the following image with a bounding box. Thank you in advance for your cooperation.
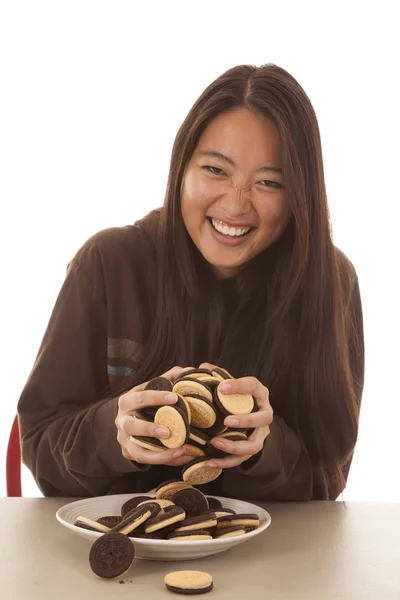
[17,209,364,500]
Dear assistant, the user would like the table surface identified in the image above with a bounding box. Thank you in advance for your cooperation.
[1,498,399,599]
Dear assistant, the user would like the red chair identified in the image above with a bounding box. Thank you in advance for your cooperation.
[6,415,22,497]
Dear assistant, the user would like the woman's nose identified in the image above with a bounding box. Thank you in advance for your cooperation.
[219,181,252,215]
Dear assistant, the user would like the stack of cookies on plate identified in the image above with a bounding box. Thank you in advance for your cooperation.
[75,479,261,543]
[131,366,258,484]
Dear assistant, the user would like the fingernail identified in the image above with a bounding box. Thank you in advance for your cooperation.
[165,393,178,402]
[173,449,186,458]
[155,427,170,438]
[225,417,240,426]
[219,383,231,392]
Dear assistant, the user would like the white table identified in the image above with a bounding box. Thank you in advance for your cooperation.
[1,498,399,599]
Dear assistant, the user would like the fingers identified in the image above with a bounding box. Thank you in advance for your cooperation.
[198,362,218,371]
[207,426,270,468]
[118,389,178,414]
[123,439,192,466]
[160,365,196,382]
[223,410,272,430]
[119,414,170,440]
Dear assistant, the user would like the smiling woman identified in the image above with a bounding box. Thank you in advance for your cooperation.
[180,108,290,279]
[17,63,364,503]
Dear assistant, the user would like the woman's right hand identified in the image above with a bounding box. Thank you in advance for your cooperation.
[115,366,193,467]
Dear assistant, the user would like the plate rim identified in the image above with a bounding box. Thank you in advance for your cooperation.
[56,492,271,546]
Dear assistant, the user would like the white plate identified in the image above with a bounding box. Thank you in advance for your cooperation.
[56,493,271,561]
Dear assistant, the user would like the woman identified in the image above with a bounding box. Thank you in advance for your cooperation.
[17,63,364,501]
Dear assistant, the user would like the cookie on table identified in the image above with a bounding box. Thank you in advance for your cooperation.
[182,457,222,485]
[154,405,190,448]
[89,532,134,579]
[171,487,209,517]
[164,571,213,595]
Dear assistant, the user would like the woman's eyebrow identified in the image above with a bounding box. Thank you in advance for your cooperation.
[197,149,282,174]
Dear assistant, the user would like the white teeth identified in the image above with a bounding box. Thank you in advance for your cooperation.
[210,218,251,237]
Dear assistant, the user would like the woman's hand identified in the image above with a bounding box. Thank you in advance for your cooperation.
[116,366,194,467]
[199,362,274,469]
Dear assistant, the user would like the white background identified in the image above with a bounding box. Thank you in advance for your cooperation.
[1,1,399,499]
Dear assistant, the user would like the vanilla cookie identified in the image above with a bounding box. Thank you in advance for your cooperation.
[173,378,213,403]
[185,395,217,428]
[215,385,255,415]
[154,406,189,448]
[182,457,222,485]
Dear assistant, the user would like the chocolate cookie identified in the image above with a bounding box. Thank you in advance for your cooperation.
[97,516,123,528]
[121,495,153,517]
[74,516,111,533]
[145,376,173,392]
[167,529,213,541]
[212,367,233,380]
[216,513,260,529]
[111,505,152,535]
[155,479,193,501]
[144,506,186,534]
[130,435,166,453]
[89,532,134,579]
[174,513,218,532]
[206,497,223,510]
[171,487,209,517]
[213,525,246,538]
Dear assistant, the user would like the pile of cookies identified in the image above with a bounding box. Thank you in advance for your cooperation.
[75,479,261,580]
[132,366,257,484]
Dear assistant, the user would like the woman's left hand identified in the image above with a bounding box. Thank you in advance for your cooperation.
[199,363,274,468]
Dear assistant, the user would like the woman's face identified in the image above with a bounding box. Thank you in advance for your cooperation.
[180,107,291,278]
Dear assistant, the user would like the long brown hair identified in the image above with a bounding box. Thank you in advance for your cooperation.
[123,63,364,498]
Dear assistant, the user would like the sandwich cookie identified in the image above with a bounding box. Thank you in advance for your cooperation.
[189,427,210,446]
[212,367,233,380]
[206,431,247,458]
[206,497,223,510]
[97,516,123,528]
[173,378,213,403]
[174,514,218,532]
[121,495,154,517]
[167,529,213,541]
[183,443,205,458]
[144,506,186,534]
[155,479,193,501]
[145,376,173,392]
[182,457,222,485]
[164,571,213,595]
[216,513,260,529]
[215,384,255,416]
[171,487,209,517]
[130,435,166,453]
[154,405,189,448]
[213,525,246,538]
[185,395,217,429]
[74,516,111,533]
[138,498,175,509]
[110,505,152,535]
[89,532,134,579]
[179,368,213,379]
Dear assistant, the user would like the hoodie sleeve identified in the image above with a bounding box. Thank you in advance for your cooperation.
[214,252,365,501]
[17,235,151,497]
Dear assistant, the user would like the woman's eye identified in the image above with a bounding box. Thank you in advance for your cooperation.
[203,165,225,175]
[203,166,283,189]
